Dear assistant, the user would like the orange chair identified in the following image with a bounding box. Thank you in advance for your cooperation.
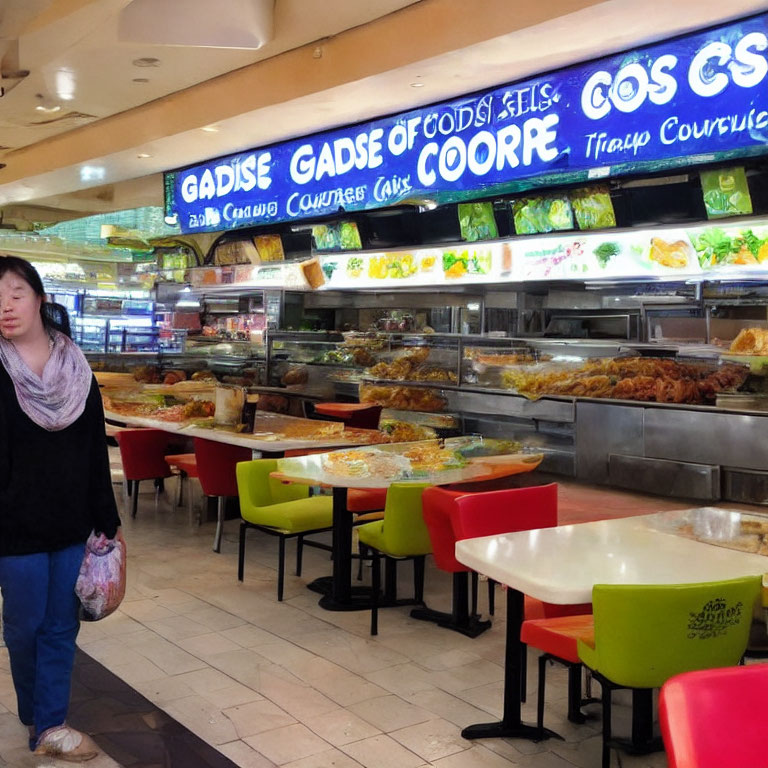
[115,428,173,519]
[659,664,768,768]
[194,438,253,552]
[164,452,199,522]
[520,613,596,734]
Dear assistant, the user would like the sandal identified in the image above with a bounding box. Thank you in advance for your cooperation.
[33,725,99,762]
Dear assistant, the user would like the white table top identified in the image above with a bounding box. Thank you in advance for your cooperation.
[103,410,385,453]
[455,508,768,605]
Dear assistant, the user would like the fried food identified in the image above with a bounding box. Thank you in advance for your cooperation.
[729,328,768,355]
[132,365,162,383]
[649,238,692,268]
[163,369,187,385]
[366,347,456,382]
[360,384,446,412]
[502,357,748,405]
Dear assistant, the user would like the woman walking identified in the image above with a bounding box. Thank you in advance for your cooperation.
[0,256,121,761]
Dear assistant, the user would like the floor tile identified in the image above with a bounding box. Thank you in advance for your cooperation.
[390,717,470,762]
[244,723,331,764]
[348,695,435,732]
[223,699,297,738]
[302,707,381,746]
[339,734,425,768]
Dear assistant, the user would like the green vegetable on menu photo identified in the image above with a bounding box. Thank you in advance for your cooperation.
[593,241,620,268]
[700,167,753,219]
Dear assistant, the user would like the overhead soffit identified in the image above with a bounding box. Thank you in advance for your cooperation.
[2,0,768,215]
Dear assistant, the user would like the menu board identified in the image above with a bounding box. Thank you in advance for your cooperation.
[167,13,768,234]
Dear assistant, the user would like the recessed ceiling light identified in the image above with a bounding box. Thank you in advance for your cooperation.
[132,77,150,83]
[201,125,220,133]
[132,57,160,67]
[137,153,152,159]
[410,82,425,88]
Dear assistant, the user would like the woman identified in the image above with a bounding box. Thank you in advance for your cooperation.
[0,256,121,761]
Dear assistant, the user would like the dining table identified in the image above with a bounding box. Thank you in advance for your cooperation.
[454,507,768,745]
[271,439,545,611]
[103,408,388,457]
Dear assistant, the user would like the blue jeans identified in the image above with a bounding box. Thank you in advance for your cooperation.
[0,542,84,737]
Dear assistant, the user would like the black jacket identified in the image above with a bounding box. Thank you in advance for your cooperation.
[0,367,121,556]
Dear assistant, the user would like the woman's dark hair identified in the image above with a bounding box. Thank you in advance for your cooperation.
[0,255,73,338]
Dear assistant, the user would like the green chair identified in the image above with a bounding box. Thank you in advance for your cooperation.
[236,459,333,601]
[577,575,761,768]
[357,483,432,635]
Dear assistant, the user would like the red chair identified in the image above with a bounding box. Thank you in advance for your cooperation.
[417,485,590,636]
[164,453,199,522]
[115,429,173,519]
[660,664,768,768]
[450,485,593,720]
[194,438,253,552]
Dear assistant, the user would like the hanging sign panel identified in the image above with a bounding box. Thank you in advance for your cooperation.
[166,13,768,234]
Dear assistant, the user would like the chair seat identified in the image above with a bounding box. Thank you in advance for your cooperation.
[165,453,199,478]
[243,495,333,533]
[521,614,595,664]
[347,488,387,513]
[524,596,593,620]
[357,518,432,557]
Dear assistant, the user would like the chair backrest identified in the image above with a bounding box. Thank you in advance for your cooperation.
[194,437,252,497]
[659,664,768,768]
[379,483,432,557]
[346,405,382,429]
[235,458,309,511]
[115,428,173,481]
[421,487,468,573]
[588,575,761,689]
[451,483,559,541]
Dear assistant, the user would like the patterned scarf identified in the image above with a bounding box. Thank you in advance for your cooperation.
[0,330,93,431]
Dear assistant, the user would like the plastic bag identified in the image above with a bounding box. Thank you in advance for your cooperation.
[75,531,126,621]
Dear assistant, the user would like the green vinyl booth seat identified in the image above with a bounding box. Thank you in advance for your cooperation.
[236,458,333,600]
[577,575,762,768]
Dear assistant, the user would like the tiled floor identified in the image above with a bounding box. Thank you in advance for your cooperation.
[1,466,765,767]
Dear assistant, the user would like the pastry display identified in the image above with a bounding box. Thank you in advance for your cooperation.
[729,328,768,355]
[378,419,438,442]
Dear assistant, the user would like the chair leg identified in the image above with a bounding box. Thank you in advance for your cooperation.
[520,643,527,703]
[537,654,547,739]
[602,683,612,768]
[488,578,496,616]
[413,556,425,604]
[371,550,380,636]
[296,535,304,576]
[131,480,140,519]
[357,544,369,581]
[277,536,286,601]
[384,558,397,601]
[238,522,246,582]
[567,664,587,724]
[213,496,226,553]
[471,571,478,615]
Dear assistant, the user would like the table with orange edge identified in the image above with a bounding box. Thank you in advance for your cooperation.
[271,443,544,611]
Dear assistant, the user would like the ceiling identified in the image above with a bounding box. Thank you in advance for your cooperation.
[1,0,767,230]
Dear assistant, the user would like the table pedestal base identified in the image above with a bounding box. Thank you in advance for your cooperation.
[461,721,559,741]
[410,607,492,638]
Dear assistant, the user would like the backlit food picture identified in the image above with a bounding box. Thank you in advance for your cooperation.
[368,253,418,279]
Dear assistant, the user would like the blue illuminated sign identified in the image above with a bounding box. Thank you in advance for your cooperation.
[165,13,768,234]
